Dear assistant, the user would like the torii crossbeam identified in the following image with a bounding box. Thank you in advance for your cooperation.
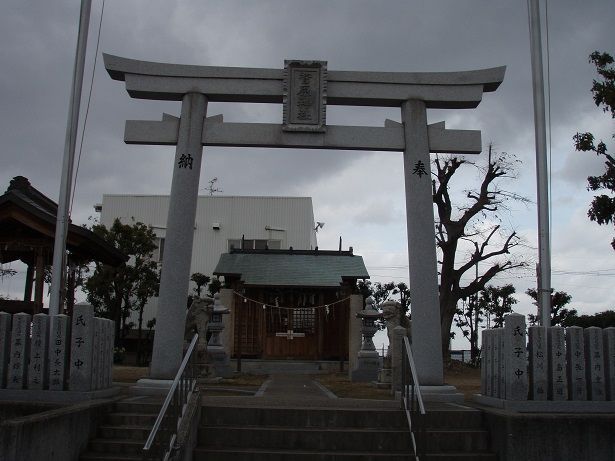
[104,54,505,387]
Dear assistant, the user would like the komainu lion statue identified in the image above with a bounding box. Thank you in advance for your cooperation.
[381,300,411,356]
[185,296,213,356]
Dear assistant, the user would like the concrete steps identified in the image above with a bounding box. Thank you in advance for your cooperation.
[80,399,162,461]
[194,405,498,460]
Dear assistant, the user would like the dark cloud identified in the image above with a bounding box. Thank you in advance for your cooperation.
[1,1,614,315]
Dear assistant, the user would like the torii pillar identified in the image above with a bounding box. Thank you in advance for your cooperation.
[402,99,443,385]
[104,54,505,390]
[149,93,207,379]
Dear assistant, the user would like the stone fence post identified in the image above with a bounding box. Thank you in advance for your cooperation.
[503,313,528,400]
[481,320,615,403]
[7,312,31,389]
[0,312,11,388]
[390,326,407,394]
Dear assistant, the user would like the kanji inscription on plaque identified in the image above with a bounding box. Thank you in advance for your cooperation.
[283,60,327,132]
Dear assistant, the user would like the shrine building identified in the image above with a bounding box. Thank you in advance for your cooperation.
[98,194,320,327]
[214,248,369,361]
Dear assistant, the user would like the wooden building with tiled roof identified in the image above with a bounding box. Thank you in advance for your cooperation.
[0,176,127,314]
[214,248,369,361]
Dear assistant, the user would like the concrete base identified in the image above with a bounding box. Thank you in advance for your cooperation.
[0,395,117,461]
[474,394,615,413]
[0,386,120,404]
[482,405,615,461]
[396,384,464,403]
[130,378,174,396]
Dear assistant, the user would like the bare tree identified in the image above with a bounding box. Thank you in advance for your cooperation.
[433,145,528,356]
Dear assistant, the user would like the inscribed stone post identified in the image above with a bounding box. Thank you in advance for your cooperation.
[108,319,115,387]
[49,315,70,390]
[604,328,615,400]
[498,328,506,398]
[91,317,103,390]
[28,313,49,390]
[103,319,112,388]
[401,99,443,386]
[7,312,31,389]
[585,327,606,401]
[528,326,548,400]
[503,314,528,400]
[491,329,502,398]
[69,304,95,391]
[150,92,208,380]
[391,326,406,393]
[566,326,587,400]
[97,318,105,389]
[548,326,567,400]
[481,329,491,396]
[0,312,12,388]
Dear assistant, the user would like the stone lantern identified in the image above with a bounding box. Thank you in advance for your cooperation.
[350,296,382,382]
[207,292,232,377]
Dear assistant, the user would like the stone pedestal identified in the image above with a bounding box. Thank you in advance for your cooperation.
[0,312,12,388]
[503,314,528,400]
[28,313,49,390]
[585,327,606,401]
[548,326,567,400]
[528,326,547,400]
[7,312,31,390]
[352,349,380,383]
[566,326,587,400]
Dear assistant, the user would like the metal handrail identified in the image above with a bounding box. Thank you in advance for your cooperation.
[401,336,426,460]
[142,333,199,461]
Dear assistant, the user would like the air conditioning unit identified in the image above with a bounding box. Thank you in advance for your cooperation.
[212,222,221,230]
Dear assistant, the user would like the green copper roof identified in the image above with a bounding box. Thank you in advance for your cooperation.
[214,251,369,287]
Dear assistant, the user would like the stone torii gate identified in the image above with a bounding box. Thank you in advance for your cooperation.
[104,55,505,387]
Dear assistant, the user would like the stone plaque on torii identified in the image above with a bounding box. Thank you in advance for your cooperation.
[104,54,505,386]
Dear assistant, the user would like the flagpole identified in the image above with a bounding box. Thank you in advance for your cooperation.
[49,0,92,316]
[528,0,552,327]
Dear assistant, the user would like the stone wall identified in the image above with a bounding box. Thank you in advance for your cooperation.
[485,411,615,461]
[0,398,115,461]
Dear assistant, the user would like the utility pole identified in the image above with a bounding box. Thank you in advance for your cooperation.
[528,0,552,327]
[50,0,92,316]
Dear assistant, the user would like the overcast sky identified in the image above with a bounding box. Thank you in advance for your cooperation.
[1,1,614,348]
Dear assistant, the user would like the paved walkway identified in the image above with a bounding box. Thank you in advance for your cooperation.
[201,373,401,409]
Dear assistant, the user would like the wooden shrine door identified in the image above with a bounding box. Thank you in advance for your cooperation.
[233,290,350,360]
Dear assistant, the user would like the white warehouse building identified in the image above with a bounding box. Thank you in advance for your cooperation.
[99,194,318,325]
